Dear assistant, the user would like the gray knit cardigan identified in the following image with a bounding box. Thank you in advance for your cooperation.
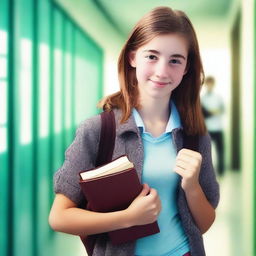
[54,108,220,256]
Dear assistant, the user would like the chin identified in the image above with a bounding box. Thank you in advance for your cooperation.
[147,92,171,100]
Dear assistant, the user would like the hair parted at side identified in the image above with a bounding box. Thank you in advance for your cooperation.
[98,6,206,135]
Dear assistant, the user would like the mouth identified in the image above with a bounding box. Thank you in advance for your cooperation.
[149,79,170,88]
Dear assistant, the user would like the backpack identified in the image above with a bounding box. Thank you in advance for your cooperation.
[80,110,198,256]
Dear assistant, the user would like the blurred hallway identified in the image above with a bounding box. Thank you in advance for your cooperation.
[204,171,243,256]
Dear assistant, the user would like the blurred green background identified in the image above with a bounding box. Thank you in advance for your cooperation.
[0,0,255,255]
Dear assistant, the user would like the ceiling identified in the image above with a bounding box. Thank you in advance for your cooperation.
[93,0,234,37]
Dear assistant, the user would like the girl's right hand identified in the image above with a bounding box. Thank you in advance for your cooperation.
[126,184,162,226]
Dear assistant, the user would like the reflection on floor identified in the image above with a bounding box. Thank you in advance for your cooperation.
[204,170,243,256]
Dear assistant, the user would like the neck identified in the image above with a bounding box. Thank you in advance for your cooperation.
[137,96,171,123]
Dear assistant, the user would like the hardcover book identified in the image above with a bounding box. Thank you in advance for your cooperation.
[79,155,160,244]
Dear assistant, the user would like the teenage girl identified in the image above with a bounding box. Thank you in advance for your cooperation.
[49,6,219,256]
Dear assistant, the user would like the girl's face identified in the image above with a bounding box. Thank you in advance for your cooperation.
[129,33,188,101]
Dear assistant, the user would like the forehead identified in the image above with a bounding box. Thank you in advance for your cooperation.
[139,33,188,56]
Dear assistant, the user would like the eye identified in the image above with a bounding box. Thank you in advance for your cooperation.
[170,59,182,64]
[146,54,157,60]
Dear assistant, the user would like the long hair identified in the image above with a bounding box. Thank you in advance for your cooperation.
[98,6,206,135]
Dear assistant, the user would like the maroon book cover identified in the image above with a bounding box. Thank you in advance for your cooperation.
[79,167,160,244]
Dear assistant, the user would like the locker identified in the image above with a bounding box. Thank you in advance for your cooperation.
[0,0,104,255]
[0,2,9,256]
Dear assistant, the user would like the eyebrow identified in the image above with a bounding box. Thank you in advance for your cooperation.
[143,49,186,60]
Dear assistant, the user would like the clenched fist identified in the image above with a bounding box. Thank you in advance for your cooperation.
[174,148,202,192]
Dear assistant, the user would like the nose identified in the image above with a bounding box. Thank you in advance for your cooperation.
[155,60,169,79]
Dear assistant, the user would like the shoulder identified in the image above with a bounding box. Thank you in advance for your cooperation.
[197,133,213,159]
[198,132,220,208]
[73,114,102,150]
[197,133,213,170]
[76,114,101,136]
[198,133,211,150]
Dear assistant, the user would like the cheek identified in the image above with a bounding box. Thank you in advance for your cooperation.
[136,64,151,80]
[172,67,186,81]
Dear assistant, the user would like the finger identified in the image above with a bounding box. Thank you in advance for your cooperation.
[177,155,202,171]
[178,149,202,160]
[148,188,158,199]
[173,166,186,177]
[175,159,192,171]
[139,184,150,197]
[157,198,162,209]
[176,153,202,168]
[158,201,162,212]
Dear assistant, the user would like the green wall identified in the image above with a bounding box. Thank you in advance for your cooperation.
[0,0,103,256]
[254,0,256,253]
[0,1,10,256]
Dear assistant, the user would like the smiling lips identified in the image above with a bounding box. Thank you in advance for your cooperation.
[149,79,170,88]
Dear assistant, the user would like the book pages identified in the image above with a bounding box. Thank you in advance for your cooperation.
[80,156,134,180]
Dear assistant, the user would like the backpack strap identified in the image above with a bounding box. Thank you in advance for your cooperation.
[95,110,116,166]
[182,132,199,152]
[82,110,116,256]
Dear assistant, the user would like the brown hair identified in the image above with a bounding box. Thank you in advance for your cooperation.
[98,6,206,135]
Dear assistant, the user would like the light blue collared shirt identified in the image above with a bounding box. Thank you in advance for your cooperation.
[132,101,181,135]
[133,101,190,256]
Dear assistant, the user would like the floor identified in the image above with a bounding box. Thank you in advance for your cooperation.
[204,170,244,256]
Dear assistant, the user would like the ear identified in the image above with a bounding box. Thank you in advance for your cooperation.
[128,50,136,68]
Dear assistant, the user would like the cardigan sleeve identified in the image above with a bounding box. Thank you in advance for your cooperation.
[198,133,220,209]
[53,114,101,206]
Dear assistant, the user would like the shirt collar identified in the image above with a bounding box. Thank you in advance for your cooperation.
[132,108,145,132]
[132,100,181,134]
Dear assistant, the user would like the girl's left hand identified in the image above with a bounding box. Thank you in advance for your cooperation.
[174,148,202,191]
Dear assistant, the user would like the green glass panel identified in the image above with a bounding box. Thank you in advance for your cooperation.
[0,0,104,256]
[0,1,9,255]
[74,31,103,125]
[51,8,103,256]
[82,33,103,116]
[13,0,34,255]
[52,9,64,173]
[74,31,85,125]
[254,1,256,254]
[64,21,74,148]
[36,0,53,255]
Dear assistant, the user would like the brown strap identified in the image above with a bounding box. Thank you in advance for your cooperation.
[82,110,116,256]
[95,110,116,166]
[183,132,199,152]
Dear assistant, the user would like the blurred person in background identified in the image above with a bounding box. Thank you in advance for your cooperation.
[201,76,225,176]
